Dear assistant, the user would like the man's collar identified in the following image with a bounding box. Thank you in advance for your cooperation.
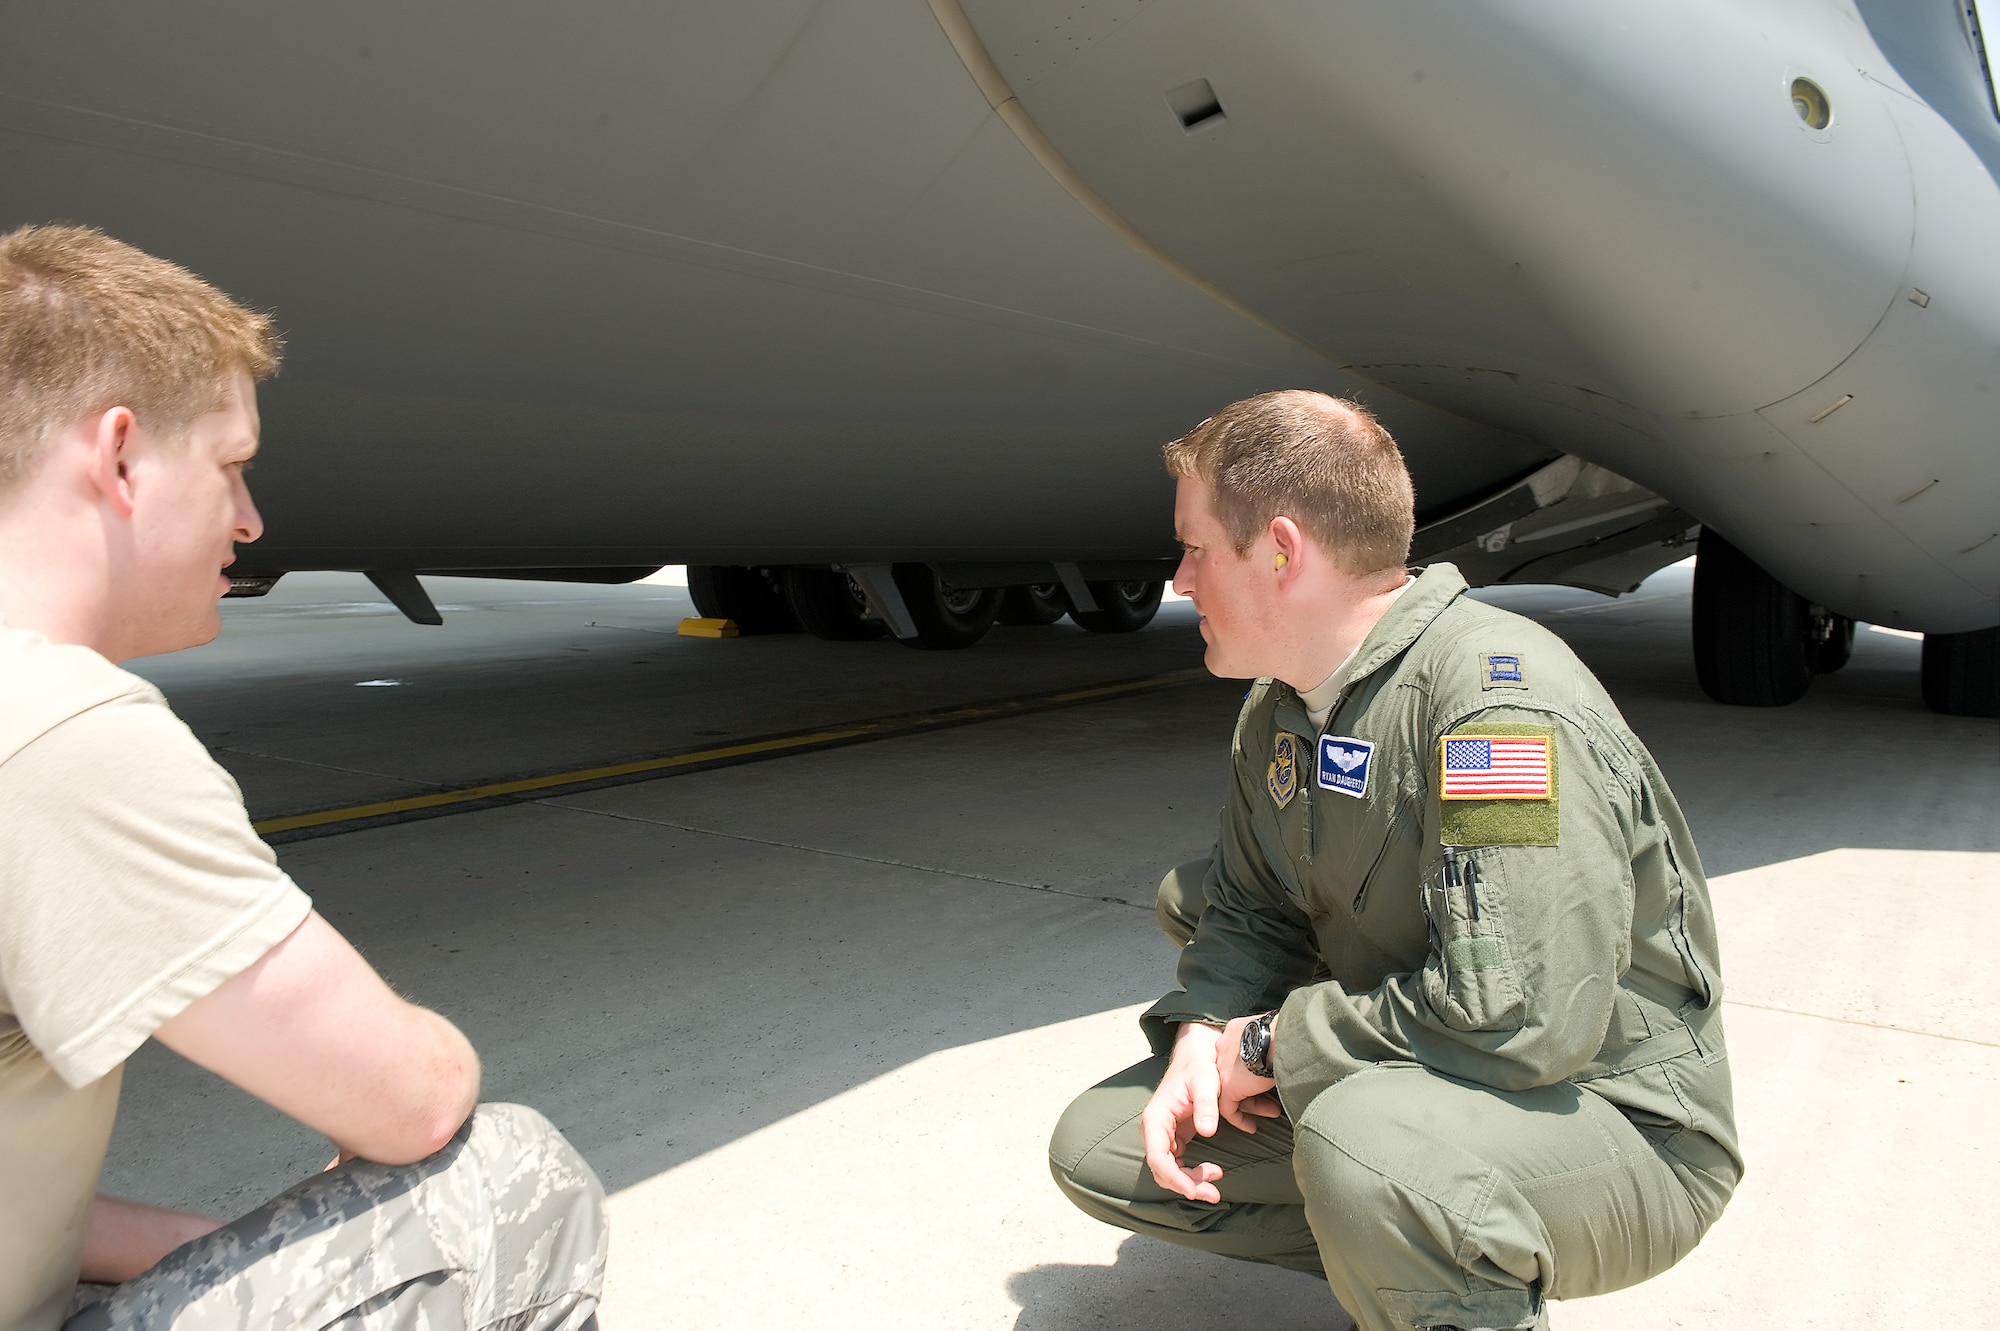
[1343,562,1467,683]
[1267,563,1468,732]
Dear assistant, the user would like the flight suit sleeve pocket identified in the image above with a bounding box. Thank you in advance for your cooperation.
[1419,849,1526,1032]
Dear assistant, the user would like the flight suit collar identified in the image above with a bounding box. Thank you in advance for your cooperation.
[1270,562,1470,736]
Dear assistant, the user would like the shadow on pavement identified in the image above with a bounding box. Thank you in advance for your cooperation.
[1006,1236,1347,1331]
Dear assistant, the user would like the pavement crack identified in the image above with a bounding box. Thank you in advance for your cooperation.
[544,802,1151,911]
[1723,997,1998,1048]
[216,746,451,790]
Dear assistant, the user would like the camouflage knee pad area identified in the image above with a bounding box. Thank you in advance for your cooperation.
[68,1103,607,1331]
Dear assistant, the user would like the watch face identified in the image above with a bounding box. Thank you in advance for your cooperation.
[1241,1017,1270,1074]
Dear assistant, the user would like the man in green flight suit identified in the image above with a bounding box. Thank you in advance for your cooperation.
[1049,391,1741,1331]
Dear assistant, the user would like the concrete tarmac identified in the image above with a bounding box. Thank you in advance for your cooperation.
[108,565,1998,1329]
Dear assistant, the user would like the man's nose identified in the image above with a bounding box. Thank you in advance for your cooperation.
[1171,552,1195,599]
[235,476,265,544]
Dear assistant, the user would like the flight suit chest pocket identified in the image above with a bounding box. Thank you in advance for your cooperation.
[1421,847,1526,1032]
[1262,730,1411,915]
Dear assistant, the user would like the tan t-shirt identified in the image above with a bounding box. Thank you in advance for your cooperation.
[0,619,311,1331]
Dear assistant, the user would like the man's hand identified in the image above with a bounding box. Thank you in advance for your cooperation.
[1140,1022,1228,1203]
[1216,1013,1284,1134]
[80,1196,221,1284]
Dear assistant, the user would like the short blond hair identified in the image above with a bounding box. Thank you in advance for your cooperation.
[1163,390,1415,574]
[0,225,281,492]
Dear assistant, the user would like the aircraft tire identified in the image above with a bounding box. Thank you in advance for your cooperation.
[891,564,1000,650]
[686,565,798,635]
[996,583,1068,626]
[1920,626,1999,717]
[785,567,887,641]
[1809,615,1855,675]
[1691,529,1813,706]
[1067,579,1164,634]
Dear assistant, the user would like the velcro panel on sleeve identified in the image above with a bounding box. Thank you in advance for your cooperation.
[1438,721,1558,847]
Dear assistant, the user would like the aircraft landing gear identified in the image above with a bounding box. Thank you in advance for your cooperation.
[687,565,798,635]
[1691,529,1814,706]
[785,567,887,641]
[996,583,1068,626]
[1809,609,1855,675]
[1921,626,2000,717]
[1065,579,1165,634]
[891,564,1001,650]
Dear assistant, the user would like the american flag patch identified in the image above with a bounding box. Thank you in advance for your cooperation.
[1439,734,1551,801]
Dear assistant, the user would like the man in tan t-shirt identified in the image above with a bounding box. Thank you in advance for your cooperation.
[0,226,607,1330]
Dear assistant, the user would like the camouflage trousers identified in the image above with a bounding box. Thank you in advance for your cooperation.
[66,1103,607,1331]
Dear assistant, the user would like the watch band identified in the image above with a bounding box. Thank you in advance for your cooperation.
[1240,1010,1278,1080]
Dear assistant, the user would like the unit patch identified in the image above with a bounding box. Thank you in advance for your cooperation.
[1438,723,1560,847]
[1482,652,1528,689]
[1317,735,1374,799]
[1268,732,1303,809]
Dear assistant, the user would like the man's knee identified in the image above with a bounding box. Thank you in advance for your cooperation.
[465,1103,608,1292]
[1291,1071,1551,1330]
[1156,858,1210,947]
[1289,1066,1508,1264]
[1048,1059,1161,1203]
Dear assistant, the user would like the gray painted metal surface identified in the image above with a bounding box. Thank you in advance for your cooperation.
[1,0,1994,629]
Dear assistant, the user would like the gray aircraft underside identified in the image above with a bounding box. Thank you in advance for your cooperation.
[2,0,1996,633]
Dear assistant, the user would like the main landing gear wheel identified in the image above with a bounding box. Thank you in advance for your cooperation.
[1809,612,1855,675]
[1921,626,2000,717]
[784,567,886,641]
[1691,529,1813,706]
[1066,579,1165,634]
[995,583,1068,626]
[891,564,1001,650]
[686,565,797,635]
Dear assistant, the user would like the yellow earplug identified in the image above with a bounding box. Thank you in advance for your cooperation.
[1274,552,1288,570]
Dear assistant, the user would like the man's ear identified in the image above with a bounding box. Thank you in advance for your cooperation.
[1269,516,1305,582]
[84,407,140,520]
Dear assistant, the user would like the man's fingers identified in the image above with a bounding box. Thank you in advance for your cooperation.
[1144,1140,1203,1199]
[1140,1086,1231,1203]
[1145,1142,1227,1203]
[1190,1061,1220,1138]
[1240,1091,1283,1119]
[1218,1101,1262,1135]
[1140,1105,1175,1171]
[1141,1103,1197,1197]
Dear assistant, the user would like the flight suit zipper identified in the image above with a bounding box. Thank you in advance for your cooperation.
[1350,797,1412,916]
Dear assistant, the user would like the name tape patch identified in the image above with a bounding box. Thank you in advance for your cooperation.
[1317,735,1374,799]
[1440,734,1551,801]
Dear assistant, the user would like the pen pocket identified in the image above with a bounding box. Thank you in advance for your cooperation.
[1421,848,1525,1032]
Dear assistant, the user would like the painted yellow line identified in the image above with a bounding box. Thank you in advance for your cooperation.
[254,728,875,833]
[251,666,1212,838]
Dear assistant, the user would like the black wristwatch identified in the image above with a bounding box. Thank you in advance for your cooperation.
[1239,1010,1278,1080]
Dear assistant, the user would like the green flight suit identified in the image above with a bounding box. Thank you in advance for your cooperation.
[1051,564,1741,1331]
